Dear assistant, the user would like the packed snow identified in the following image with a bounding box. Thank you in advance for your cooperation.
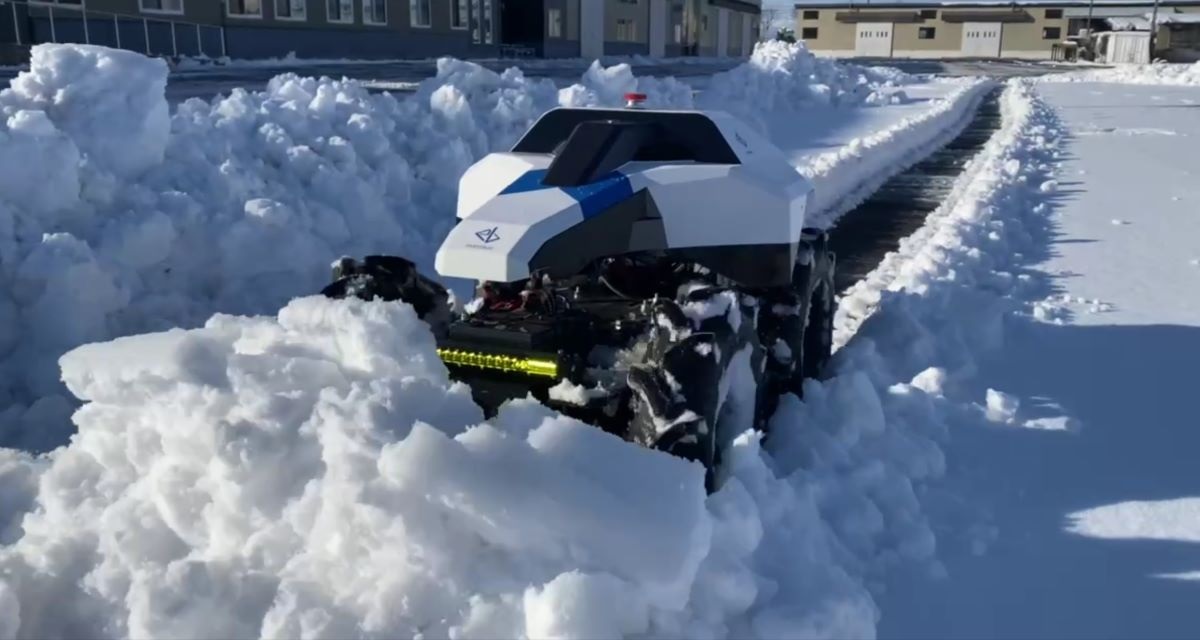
[876,80,1200,638]
[0,41,1001,639]
[1044,60,1200,86]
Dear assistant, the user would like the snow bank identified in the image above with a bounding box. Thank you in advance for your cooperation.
[1043,61,1200,86]
[0,41,923,451]
[699,41,914,129]
[801,79,992,225]
[0,295,881,639]
[834,81,1064,357]
[0,297,726,638]
[0,287,955,638]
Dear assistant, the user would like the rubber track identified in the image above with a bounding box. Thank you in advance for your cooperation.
[829,88,1004,293]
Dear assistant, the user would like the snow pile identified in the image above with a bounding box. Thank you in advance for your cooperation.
[701,41,912,128]
[3,45,170,178]
[1044,61,1200,86]
[836,81,1061,352]
[0,294,923,639]
[1153,12,1200,24]
[802,79,992,224]
[0,42,931,451]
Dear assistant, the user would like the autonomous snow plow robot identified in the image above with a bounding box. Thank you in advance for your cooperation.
[324,94,835,484]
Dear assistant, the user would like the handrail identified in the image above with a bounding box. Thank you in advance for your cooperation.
[1,0,225,57]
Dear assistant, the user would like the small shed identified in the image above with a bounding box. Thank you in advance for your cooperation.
[1096,31,1152,63]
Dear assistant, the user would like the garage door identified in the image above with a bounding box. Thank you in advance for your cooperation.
[961,22,1002,57]
[854,22,894,58]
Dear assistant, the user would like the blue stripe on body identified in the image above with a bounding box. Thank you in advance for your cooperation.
[500,169,634,219]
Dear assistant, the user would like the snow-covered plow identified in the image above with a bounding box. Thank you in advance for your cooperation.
[325,95,836,486]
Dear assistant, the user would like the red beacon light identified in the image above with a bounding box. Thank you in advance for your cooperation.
[624,92,648,109]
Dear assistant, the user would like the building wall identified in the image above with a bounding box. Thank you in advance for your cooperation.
[728,9,742,55]
[1004,8,1069,53]
[793,3,1170,58]
[567,0,580,40]
[2,0,759,59]
[606,0,649,45]
[797,8,855,52]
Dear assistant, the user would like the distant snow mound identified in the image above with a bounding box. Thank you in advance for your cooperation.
[1043,61,1200,86]
[699,41,912,127]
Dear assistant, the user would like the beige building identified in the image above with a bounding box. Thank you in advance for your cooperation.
[793,0,1200,59]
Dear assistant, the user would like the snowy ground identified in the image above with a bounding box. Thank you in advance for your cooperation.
[832,58,1092,79]
[874,79,1200,638]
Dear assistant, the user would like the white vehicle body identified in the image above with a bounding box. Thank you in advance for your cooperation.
[434,107,815,287]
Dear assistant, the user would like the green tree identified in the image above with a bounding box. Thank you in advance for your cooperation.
[776,27,797,43]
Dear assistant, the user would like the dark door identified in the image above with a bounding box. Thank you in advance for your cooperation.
[499,0,544,54]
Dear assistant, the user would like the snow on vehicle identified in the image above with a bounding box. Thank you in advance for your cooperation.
[324,94,836,487]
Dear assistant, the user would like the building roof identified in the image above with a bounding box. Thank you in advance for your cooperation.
[794,0,1200,7]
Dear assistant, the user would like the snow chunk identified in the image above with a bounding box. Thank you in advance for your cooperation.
[524,572,649,640]
[1,44,169,177]
[547,379,606,406]
[0,110,80,212]
[910,367,947,396]
[984,388,1020,423]
[1068,499,1200,543]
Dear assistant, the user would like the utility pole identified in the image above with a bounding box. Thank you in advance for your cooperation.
[1148,0,1161,60]
[1084,0,1095,59]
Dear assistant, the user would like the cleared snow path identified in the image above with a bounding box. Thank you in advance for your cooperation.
[877,81,1200,639]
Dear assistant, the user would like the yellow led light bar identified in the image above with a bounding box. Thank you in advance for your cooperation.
[437,348,559,379]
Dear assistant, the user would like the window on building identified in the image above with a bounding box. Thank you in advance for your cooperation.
[451,0,468,29]
[919,26,936,39]
[227,0,262,17]
[274,0,304,20]
[801,27,818,39]
[547,8,563,38]
[140,0,184,14]
[1174,25,1200,47]
[920,9,937,18]
[1042,26,1061,39]
[364,0,386,24]
[1045,8,1063,19]
[616,18,637,42]
[802,10,819,19]
[410,0,432,26]
[327,0,353,22]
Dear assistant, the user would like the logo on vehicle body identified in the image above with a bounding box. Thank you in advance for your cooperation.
[474,227,501,244]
